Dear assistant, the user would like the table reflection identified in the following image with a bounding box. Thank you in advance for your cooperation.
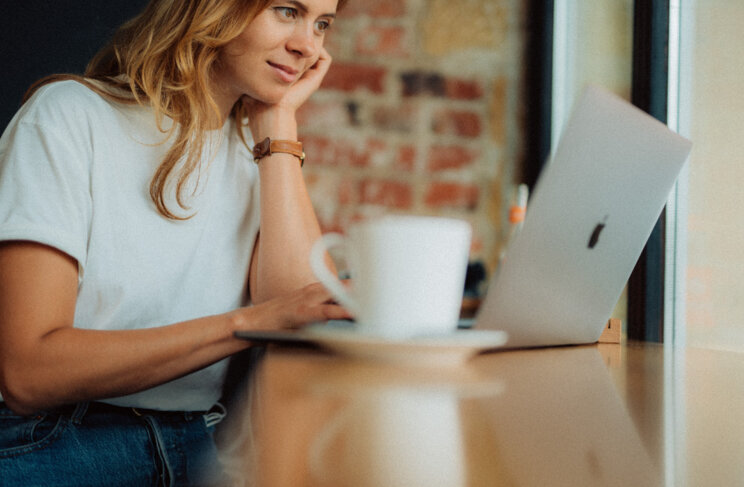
[466,346,658,486]
[309,388,465,485]
[222,342,744,487]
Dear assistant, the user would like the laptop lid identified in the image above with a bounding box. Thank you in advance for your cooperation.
[474,85,692,348]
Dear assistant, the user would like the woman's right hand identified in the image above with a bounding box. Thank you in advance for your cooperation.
[235,281,352,331]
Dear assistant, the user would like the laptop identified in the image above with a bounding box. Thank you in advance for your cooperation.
[236,86,692,350]
[472,85,692,348]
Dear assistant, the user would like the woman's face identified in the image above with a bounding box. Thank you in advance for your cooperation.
[215,0,338,109]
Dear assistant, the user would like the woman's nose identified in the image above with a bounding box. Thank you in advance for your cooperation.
[287,24,319,58]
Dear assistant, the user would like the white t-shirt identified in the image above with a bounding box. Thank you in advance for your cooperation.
[0,80,261,411]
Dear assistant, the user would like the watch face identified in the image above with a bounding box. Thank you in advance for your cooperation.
[253,137,271,159]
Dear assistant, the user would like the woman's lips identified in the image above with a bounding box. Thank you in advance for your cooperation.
[268,61,298,83]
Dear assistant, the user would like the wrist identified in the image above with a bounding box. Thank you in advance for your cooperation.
[250,108,298,142]
[253,138,304,166]
[226,308,248,336]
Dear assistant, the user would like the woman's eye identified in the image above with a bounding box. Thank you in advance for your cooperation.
[315,20,332,33]
[274,7,298,19]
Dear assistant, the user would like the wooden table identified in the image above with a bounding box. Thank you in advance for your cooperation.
[220,341,744,486]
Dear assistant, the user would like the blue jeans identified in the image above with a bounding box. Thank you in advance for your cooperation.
[0,401,228,486]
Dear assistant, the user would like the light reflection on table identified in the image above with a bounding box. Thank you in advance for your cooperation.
[222,342,744,487]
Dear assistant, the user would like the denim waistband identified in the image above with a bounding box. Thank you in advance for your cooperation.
[0,401,227,427]
[87,402,204,419]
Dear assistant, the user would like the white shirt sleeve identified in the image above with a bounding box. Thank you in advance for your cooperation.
[0,95,93,277]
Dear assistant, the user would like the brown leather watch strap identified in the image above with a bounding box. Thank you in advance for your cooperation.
[252,138,305,166]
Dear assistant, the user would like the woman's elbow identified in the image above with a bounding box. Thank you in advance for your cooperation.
[0,360,47,416]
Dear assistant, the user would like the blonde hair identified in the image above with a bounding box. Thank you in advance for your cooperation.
[24,0,349,219]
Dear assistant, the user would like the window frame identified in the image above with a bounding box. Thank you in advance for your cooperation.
[533,0,676,342]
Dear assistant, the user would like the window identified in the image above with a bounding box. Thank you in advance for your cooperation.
[669,1,744,351]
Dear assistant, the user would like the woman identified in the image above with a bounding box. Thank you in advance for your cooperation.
[0,0,349,484]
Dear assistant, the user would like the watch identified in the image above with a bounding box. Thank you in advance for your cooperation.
[252,138,305,166]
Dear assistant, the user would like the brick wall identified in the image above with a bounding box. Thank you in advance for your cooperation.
[300,0,526,274]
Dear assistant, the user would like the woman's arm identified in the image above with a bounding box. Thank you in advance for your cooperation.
[247,48,336,304]
[0,241,347,415]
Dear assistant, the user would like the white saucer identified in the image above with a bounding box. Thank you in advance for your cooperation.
[303,327,508,367]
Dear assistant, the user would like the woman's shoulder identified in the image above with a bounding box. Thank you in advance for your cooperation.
[29,79,110,107]
[19,79,126,129]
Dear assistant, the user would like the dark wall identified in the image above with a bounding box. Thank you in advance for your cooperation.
[0,0,148,132]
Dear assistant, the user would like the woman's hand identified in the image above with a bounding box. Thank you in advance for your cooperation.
[246,47,332,140]
[236,281,352,331]
[277,46,332,113]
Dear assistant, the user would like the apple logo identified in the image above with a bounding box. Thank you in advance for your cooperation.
[588,217,609,249]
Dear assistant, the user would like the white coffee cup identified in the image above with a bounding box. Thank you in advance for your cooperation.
[310,215,472,339]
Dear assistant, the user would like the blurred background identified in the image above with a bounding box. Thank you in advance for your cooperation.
[1,0,742,352]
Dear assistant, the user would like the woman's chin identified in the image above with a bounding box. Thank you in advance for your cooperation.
[244,87,290,107]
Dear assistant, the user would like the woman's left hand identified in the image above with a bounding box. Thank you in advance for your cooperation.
[278,46,332,112]
[246,47,332,139]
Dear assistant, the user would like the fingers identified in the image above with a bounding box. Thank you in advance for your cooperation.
[247,282,352,331]
[300,281,335,302]
[309,47,332,75]
[318,303,353,321]
[278,48,332,110]
[296,283,351,322]
[307,49,331,85]
[282,303,351,329]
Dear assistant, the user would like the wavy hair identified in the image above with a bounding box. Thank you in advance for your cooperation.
[24,0,349,219]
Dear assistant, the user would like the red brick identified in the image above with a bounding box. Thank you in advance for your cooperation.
[339,0,406,18]
[319,218,344,235]
[338,177,356,205]
[395,146,417,172]
[372,104,417,133]
[303,172,320,189]
[361,139,388,167]
[400,71,445,97]
[302,135,387,168]
[432,110,483,138]
[400,73,485,100]
[359,179,413,209]
[321,63,387,94]
[425,182,480,210]
[302,135,335,165]
[427,145,479,171]
[316,207,355,235]
[490,78,508,145]
[337,139,377,167]
[445,78,485,100]
[296,99,353,128]
[355,26,409,58]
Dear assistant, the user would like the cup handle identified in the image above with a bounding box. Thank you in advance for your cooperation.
[310,233,359,316]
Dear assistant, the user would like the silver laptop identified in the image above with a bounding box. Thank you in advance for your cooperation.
[473,85,692,348]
